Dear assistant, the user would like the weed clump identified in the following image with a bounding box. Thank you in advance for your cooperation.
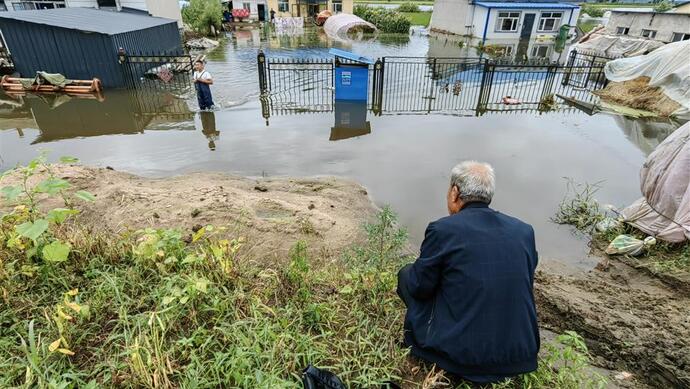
[552,179,606,233]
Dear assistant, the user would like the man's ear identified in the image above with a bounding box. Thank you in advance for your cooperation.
[451,185,460,201]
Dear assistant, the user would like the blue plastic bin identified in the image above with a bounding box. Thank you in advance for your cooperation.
[330,49,375,102]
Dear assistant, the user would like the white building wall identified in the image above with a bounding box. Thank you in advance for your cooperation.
[481,8,577,40]
[605,11,690,43]
[430,0,471,35]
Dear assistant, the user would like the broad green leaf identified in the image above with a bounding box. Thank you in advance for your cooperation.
[74,190,96,202]
[59,156,79,163]
[194,278,209,293]
[162,296,175,305]
[16,219,49,241]
[34,178,70,195]
[339,285,354,295]
[179,296,190,304]
[42,240,71,262]
[1,185,23,201]
[47,208,79,224]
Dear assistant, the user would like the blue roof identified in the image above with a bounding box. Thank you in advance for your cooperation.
[329,49,375,64]
[475,1,580,9]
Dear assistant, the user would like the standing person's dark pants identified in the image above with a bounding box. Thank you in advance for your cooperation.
[195,82,215,110]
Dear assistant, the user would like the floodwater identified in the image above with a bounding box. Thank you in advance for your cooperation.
[0,26,683,266]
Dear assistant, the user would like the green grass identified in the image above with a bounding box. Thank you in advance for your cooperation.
[581,3,653,8]
[401,11,431,27]
[578,19,601,33]
[0,156,609,388]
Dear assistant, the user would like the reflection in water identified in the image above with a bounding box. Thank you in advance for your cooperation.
[199,112,220,150]
[0,90,193,144]
[613,116,682,155]
[330,101,371,141]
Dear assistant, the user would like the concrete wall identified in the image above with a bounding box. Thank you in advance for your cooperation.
[430,0,471,35]
[145,0,182,24]
[672,3,690,13]
[605,11,690,43]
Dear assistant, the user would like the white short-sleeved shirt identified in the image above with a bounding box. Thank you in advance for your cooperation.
[193,70,212,81]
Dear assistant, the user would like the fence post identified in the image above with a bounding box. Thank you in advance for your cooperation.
[476,60,493,116]
[257,50,268,95]
[372,58,384,115]
[585,54,597,89]
[540,64,557,101]
[561,50,577,86]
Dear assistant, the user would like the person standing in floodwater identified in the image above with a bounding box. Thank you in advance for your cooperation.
[193,60,215,111]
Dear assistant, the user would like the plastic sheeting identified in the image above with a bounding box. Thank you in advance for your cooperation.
[604,40,690,118]
[573,33,663,58]
[323,13,376,39]
[621,121,690,243]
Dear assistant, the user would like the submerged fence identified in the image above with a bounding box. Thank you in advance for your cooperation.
[120,51,193,91]
[257,50,608,116]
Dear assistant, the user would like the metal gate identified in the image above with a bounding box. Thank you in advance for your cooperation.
[120,51,193,91]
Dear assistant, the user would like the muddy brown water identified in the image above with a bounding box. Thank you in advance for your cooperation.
[0,26,683,266]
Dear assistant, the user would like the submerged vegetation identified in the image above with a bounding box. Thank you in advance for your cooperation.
[553,179,690,273]
[1,158,606,387]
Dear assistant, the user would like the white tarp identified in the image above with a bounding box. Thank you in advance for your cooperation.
[323,13,376,39]
[573,33,664,58]
[604,40,690,117]
[621,121,690,243]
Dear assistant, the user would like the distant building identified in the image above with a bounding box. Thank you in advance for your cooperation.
[431,0,580,41]
[606,10,690,43]
[266,0,352,19]
[0,8,182,87]
[0,0,182,26]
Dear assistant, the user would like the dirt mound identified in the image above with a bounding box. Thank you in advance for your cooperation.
[594,77,681,117]
[536,259,690,388]
[0,165,378,264]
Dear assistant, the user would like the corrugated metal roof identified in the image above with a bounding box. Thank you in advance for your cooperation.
[0,8,176,35]
[475,1,579,9]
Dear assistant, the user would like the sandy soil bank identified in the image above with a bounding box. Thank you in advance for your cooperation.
[1,164,378,265]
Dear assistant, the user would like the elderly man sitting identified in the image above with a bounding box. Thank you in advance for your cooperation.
[397,161,539,384]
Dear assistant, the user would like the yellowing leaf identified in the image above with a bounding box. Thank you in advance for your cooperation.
[49,339,61,352]
[192,227,206,242]
[57,307,73,321]
[66,288,79,296]
[56,348,75,356]
[162,296,175,305]
[65,301,81,313]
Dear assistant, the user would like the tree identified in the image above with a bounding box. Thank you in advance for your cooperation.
[182,0,223,36]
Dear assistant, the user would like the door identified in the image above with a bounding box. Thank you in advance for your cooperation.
[520,13,535,39]
[257,4,266,21]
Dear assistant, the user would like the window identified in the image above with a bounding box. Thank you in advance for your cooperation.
[530,45,550,58]
[616,27,629,35]
[495,12,520,32]
[278,0,288,12]
[0,1,6,11]
[332,0,342,13]
[641,29,657,39]
[537,12,562,32]
[671,32,690,42]
[242,2,250,10]
[12,2,36,9]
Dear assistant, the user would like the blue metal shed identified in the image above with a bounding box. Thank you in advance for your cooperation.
[0,8,182,88]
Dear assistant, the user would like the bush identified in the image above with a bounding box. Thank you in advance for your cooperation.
[354,5,412,34]
[182,0,222,36]
[580,4,605,18]
[653,0,672,12]
[397,2,420,12]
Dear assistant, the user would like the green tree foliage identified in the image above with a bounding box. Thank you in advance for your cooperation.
[354,5,412,34]
[182,0,223,35]
[653,0,672,12]
[580,4,605,18]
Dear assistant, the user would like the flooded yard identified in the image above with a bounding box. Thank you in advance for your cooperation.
[0,26,681,265]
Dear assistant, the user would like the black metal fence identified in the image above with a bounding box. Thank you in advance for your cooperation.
[120,51,193,91]
[257,50,608,116]
[0,50,14,74]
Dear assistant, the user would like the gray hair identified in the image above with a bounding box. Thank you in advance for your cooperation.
[450,161,495,204]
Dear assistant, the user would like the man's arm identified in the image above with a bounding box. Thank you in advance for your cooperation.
[405,222,445,300]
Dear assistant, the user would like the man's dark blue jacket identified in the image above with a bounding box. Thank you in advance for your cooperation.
[397,202,539,382]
